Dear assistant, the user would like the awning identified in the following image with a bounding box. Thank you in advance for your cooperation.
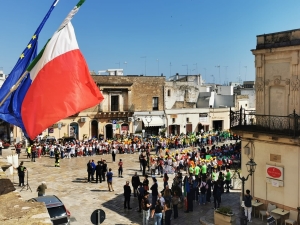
[142,116,164,127]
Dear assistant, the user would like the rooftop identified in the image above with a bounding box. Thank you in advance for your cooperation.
[255,28,300,50]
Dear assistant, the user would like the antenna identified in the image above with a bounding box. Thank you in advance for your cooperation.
[224,66,228,85]
[182,64,188,75]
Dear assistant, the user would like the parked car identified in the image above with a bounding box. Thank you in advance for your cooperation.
[59,137,76,144]
[28,195,70,225]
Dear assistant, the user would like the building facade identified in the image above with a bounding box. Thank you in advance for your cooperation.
[231,29,300,214]
[26,74,166,140]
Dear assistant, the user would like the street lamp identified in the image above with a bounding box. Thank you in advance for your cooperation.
[211,74,215,83]
[145,115,152,137]
[124,61,127,75]
[233,158,257,222]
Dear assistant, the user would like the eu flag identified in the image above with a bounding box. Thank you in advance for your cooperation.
[0,0,59,137]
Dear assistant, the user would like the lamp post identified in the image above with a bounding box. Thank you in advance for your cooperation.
[211,74,215,84]
[234,158,257,223]
[124,61,127,75]
[145,116,152,137]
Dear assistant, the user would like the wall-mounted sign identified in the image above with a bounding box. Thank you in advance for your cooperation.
[170,114,177,118]
[266,165,283,181]
[270,154,281,163]
[199,117,209,124]
[48,127,54,133]
[199,113,208,117]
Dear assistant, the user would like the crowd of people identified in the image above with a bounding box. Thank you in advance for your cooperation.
[80,136,241,225]
[12,129,242,225]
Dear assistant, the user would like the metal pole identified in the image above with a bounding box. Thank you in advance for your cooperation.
[98,209,100,225]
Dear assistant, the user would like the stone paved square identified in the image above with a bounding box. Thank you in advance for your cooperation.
[2,148,267,225]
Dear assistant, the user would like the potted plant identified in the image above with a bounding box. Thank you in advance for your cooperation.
[214,206,235,225]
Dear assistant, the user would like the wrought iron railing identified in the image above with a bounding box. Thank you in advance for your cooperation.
[230,107,300,137]
[83,104,135,112]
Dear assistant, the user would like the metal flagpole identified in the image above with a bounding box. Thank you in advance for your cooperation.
[0,71,29,107]
[0,0,85,108]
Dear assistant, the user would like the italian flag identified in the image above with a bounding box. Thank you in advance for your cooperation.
[21,10,103,139]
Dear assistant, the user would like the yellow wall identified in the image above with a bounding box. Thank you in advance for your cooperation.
[241,134,300,209]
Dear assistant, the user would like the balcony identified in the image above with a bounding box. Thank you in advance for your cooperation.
[83,104,135,113]
[230,108,300,138]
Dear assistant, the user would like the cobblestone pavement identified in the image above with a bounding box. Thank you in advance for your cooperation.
[2,147,267,225]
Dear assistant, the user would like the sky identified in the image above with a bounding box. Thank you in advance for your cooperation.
[1,0,300,85]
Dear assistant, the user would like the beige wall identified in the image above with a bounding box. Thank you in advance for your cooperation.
[252,31,300,116]
[92,75,165,112]
[241,133,300,209]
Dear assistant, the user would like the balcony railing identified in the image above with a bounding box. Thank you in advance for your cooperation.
[82,104,135,112]
[230,107,300,137]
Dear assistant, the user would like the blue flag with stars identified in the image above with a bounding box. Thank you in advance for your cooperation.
[0,0,59,137]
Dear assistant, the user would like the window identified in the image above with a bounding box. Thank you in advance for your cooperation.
[152,97,159,110]
[167,89,171,96]
[111,95,119,111]
[186,117,189,123]
[172,118,175,123]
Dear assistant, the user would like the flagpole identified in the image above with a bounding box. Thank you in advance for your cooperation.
[0,71,29,107]
[0,0,86,108]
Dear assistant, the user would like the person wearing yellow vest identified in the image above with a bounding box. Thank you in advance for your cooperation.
[26,146,31,159]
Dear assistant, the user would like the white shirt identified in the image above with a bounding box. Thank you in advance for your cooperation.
[159,196,165,207]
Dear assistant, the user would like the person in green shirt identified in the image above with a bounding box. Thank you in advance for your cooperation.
[212,168,218,182]
[194,164,200,178]
[189,165,194,177]
[225,169,231,193]
[201,163,207,179]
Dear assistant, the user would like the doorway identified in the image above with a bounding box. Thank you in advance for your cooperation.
[91,120,98,139]
[168,125,180,135]
[105,124,113,139]
[213,120,223,131]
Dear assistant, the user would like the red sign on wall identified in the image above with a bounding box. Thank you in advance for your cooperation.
[266,165,283,181]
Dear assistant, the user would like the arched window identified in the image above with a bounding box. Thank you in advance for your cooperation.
[167,89,171,96]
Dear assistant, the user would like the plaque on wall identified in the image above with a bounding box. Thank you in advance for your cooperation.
[270,154,281,163]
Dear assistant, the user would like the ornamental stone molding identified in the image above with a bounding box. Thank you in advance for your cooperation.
[256,77,264,91]
[274,76,281,86]
[291,75,300,91]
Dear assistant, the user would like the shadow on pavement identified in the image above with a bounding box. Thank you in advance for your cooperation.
[90,189,110,192]
[102,193,143,225]
[72,178,87,183]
